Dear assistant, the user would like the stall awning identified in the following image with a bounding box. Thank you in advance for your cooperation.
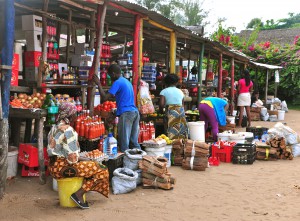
[251,62,283,69]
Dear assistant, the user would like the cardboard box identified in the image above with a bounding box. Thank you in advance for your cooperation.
[22,15,43,31]
[18,143,49,167]
[25,30,42,51]
[24,51,42,67]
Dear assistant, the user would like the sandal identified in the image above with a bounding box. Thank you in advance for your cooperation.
[70,193,89,209]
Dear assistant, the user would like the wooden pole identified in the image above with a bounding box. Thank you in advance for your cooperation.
[139,18,143,78]
[217,53,223,97]
[89,11,95,51]
[37,0,49,90]
[66,9,72,64]
[230,57,235,115]
[265,69,269,104]
[205,51,210,86]
[88,0,108,112]
[169,31,176,74]
[0,0,15,198]
[133,14,141,105]
[197,42,205,104]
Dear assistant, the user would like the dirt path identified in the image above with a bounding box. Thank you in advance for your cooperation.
[1,110,300,221]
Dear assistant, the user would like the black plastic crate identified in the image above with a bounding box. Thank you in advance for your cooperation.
[103,153,124,181]
[232,154,256,164]
[233,143,256,155]
[246,127,268,139]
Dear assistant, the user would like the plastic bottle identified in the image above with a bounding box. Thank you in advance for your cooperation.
[106,133,118,159]
[261,131,269,143]
[253,135,259,143]
[47,98,56,125]
[75,97,82,112]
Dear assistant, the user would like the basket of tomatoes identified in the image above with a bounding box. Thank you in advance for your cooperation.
[94,101,117,118]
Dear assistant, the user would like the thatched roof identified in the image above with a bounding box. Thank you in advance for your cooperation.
[237,28,300,46]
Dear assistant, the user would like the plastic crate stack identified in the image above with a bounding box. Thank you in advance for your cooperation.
[232,143,256,164]
[141,63,156,90]
[18,143,49,176]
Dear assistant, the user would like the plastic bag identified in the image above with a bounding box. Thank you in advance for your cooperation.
[123,148,147,171]
[268,122,300,145]
[281,100,289,112]
[137,80,155,114]
[292,143,300,157]
[112,168,138,194]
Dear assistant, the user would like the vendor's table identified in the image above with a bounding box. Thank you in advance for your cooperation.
[9,107,47,184]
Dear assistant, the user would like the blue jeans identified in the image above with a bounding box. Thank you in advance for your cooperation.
[118,111,140,152]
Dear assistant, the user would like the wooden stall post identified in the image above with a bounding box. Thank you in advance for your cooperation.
[0,0,15,197]
[87,1,108,113]
[169,31,176,74]
[205,51,211,86]
[66,9,72,64]
[139,18,143,78]
[230,57,235,115]
[217,53,223,97]
[265,69,269,104]
[89,11,95,51]
[133,14,141,104]
[197,42,205,104]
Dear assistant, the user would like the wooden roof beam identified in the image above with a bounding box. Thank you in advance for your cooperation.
[57,0,97,12]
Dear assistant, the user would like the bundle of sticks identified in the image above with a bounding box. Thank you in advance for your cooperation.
[139,155,176,190]
[256,147,279,160]
[182,139,209,171]
[267,136,293,160]
[172,139,185,166]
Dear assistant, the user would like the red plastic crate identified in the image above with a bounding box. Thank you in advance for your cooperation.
[211,144,233,163]
[21,165,49,177]
[18,143,49,167]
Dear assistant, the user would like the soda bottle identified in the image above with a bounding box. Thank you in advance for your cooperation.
[98,135,104,152]
[47,98,56,125]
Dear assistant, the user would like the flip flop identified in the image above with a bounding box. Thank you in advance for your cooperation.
[70,193,89,209]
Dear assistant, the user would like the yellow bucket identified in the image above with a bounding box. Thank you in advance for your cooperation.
[57,177,86,207]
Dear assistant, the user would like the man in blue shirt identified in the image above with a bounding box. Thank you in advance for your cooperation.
[93,64,140,152]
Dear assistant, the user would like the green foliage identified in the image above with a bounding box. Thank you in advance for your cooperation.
[246,18,263,29]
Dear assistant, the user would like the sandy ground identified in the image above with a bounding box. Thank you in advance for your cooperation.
[1,110,300,221]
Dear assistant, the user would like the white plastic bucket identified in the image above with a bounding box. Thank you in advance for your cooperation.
[237,132,254,143]
[230,134,245,144]
[278,110,285,121]
[217,132,232,141]
[164,145,172,167]
[188,121,205,142]
[7,146,18,179]
[232,110,237,116]
[145,147,165,157]
[226,116,235,124]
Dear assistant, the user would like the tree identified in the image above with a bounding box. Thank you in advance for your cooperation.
[246,18,263,29]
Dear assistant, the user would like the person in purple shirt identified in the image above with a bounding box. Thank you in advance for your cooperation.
[93,64,140,152]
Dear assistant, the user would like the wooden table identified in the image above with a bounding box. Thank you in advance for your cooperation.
[9,107,47,184]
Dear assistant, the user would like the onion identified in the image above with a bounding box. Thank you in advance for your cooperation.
[18,94,24,99]
[27,96,32,100]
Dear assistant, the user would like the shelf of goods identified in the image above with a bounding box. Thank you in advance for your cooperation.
[118,53,133,83]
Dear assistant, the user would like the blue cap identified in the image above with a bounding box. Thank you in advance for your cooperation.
[108,133,113,137]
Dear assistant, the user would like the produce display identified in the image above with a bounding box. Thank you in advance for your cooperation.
[157,134,173,145]
[10,93,46,109]
[94,100,117,112]
[79,149,108,162]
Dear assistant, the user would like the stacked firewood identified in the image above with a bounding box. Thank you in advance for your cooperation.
[172,139,185,166]
[139,155,176,190]
[267,136,293,160]
[182,139,209,171]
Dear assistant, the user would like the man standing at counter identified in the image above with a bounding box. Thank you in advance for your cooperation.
[93,64,140,152]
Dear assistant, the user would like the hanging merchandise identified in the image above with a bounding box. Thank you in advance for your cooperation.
[137,80,155,115]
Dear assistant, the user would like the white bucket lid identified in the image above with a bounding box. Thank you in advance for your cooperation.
[230,134,245,140]
[188,121,205,126]
[237,132,253,138]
